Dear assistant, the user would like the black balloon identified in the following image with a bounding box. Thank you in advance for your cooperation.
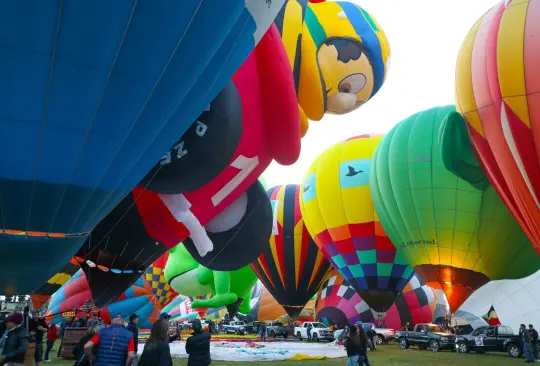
[183,180,272,271]
[140,80,243,194]
[75,193,167,307]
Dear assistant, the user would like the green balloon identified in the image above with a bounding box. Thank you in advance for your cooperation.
[370,105,538,282]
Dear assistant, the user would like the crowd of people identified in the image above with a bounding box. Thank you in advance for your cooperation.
[0,309,213,366]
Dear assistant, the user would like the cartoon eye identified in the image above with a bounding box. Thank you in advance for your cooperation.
[338,73,367,94]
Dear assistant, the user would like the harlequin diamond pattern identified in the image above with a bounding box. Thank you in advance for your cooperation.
[145,266,175,305]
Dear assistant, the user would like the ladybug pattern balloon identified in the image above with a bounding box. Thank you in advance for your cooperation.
[299,135,414,313]
[454,0,540,255]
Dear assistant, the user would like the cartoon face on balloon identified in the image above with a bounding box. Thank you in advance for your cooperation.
[318,39,375,114]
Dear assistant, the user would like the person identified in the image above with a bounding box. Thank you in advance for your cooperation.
[0,314,6,337]
[29,310,48,366]
[344,323,361,366]
[406,322,413,331]
[0,312,29,365]
[56,319,69,359]
[367,324,377,351]
[356,323,371,366]
[306,323,312,342]
[84,314,135,366]
[259,322,266,342]
[530,324,539,362]
[186,319,210,366]
[73,325,98,366]
[521,324,534,363]
[138,319,172,366]
[127,314,139,362]
[87,314,99,328]
[44,323,58,362]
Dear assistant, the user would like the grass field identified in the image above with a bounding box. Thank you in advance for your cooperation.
[44,344,525,365]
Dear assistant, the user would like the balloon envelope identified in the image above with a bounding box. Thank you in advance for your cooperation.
[300,135,414,312]
[370,105,539,312]
[0,0,287,295]
[454,0,540,255]
[251,184,332,318]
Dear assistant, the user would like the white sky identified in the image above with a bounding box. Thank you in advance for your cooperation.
[263,0,498,188]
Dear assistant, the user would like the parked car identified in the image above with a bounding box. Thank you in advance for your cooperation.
[455,325,522,358]
[245,321,261,334]
[396,323,456,352]
[363,323,396,344]
[222,320,246,335]
[294,322,334,342]
[266,321,289,338]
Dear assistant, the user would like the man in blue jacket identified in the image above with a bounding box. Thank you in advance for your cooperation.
[85,314,134,366]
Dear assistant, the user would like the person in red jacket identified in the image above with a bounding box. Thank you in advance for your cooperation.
[44,324,58,361]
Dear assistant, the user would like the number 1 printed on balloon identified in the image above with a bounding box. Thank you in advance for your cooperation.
[211,155,259,206]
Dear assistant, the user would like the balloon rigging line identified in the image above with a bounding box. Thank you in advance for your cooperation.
[25,0,64,233]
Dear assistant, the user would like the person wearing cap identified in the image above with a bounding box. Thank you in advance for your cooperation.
[29,310,48,366]
[127,314,139,365]
[185,319,211,366]
[0,312,29,365]
[84,314,135,366]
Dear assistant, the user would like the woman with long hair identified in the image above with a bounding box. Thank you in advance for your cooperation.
[138,319,173,366]
[344,323,361,366]
[356,324,371,366]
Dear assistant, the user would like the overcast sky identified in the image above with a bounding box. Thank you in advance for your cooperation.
[262,0,498,188]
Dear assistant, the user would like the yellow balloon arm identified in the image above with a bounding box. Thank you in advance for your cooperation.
[299,105,309,138]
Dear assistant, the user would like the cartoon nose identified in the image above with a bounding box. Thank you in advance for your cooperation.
[338,93,357,111]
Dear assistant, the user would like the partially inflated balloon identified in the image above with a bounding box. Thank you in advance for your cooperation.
[370,105,539,313]
[251,184,332,318]
[454,0,540,255]
[0,0,286,295]
[315,270,448,329]
[31,258,80,309]
[300,135,414,312]
[145,252,178,307]
[275,0,391,136]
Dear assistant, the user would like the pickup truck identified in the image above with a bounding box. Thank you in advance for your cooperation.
[222,320,246,335]
[266,321,289,338]
[396,323,456,352]
[364,323,396,344]
[294,322,334,342]
[455,325,522,358]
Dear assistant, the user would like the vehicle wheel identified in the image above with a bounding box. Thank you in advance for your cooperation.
[429,340,440,352]
[270,331,276,338]
[457,342,469,353]
[376,335,384,345]
[312,333,319,342]
[296,332,302,340]
[399,338,409,349]
[507,343,521,358]
[283,333,288,338]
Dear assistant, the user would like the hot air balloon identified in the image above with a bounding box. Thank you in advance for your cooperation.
[275,0,391,136]
[45,270,160,328]
[315,270,449,332]
[300,135,415,314]
[251,184,332,319]
[31,258,80,309]
[453,0,540,255]
[370,105,539,313]
[145,252,178,307]
[0,0,287,296]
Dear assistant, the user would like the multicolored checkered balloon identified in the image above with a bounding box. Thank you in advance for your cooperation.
[145,252,178,307]
[300,135,414,312]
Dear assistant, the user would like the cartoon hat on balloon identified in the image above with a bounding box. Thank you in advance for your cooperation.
[275,0,391,135]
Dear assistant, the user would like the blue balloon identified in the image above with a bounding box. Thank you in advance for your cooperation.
[0,0,286,295]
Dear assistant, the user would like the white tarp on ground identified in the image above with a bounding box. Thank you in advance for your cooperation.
[160,341,347,362]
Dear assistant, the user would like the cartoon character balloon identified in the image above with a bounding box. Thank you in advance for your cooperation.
[371,105,539,313]
[0,0,286,296]
[276,0,391,136]
[454,0,540,255]
[251,184,332,318]
[300,135,414,313]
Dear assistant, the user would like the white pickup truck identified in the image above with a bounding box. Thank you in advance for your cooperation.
[294,322,334,342]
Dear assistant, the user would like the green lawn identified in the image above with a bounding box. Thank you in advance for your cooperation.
[45,344,523,365]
